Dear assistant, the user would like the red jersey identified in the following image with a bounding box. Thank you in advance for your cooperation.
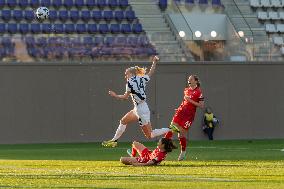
[136,147,167,164]
[178,87,204,116]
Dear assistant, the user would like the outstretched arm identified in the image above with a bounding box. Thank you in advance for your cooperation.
[147,56,159,78]
[109,90,130,100]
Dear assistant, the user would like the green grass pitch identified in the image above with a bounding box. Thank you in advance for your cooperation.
[0,139,283,188]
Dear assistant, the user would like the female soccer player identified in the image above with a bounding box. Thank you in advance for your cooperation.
[165,75,205,161]
[102,56,175,147]
[120,138,176,166]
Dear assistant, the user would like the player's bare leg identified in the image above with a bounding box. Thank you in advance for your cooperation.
[120,157,139,165]
[141,123,173,139]
[102,110,138,147]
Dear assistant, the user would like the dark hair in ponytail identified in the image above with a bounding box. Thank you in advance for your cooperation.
[161,138,177,153]
[192,75,201,87]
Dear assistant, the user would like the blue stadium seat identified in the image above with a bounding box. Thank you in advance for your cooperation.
[87,24,97,33]
[97,0,106,9]
[110,24,120,33]
[75,0,84,8]
[108,0,118,9]
[105,36,115,47]
[2,10,12,21]
[114,10,124,22]
[127,36,138,47]
[103,11,113,21]
[13,10,23,21]
[99,24,109,33]
[199,0,208,4]
[158,0,167,10]
[52,0,62,9]
[212,0,222,6]
[83,36,94,46]
[76,24,86,33]
[119,0,128,8]
[139,35,150,46]
[7,23,17,34]
[31,24,41,33]
[116,36,127,46]
[42,24,52,33]
[0,23,5,34]
[19,23,29,34]
[92,10,102,22]
[125,10,135,22]
[31,0,40,8]
[82,10,91,22]
[19,0,29,8]
[70,10,79,22]
[185,0,194,5]
[63,0,74,8]
[121,23,131,33]
[0,0,5,8]
[54,24,64,33]
[25,10,35,21]
[41,0,51,7]
[86,0,96,8]
[49,10,57,21]
[94,36,104,45]
[59,10,68,22]
[7,0,17,8]
[36,37,47,47]
[132,23,142,33]
[65,24,75,33]
[25,36,35,47]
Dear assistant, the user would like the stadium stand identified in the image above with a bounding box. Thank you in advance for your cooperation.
[0,0,158,62]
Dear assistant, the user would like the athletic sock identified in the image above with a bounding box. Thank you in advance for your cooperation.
[111,123,126,141]
[164,131,173,139]
[179,137,187,151]
[150,128,170,138]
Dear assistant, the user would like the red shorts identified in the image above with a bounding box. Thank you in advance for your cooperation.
[172,110,195,130]
[136,148,151,163]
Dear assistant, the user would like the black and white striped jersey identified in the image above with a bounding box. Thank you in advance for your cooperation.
[126,75,150,105]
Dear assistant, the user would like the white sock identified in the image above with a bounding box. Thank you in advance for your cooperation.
[150,128,170,138]
[111,123,127,141]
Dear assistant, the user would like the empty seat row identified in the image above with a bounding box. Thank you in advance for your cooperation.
[250,0,284,8]
[0,0,129,9]
[174,0,223,6]
[0,23,143,34]
[258,11,284,20]
[0,10,136,22]
[24,35,151,47]
[265,24,284,33]
[273,36,284,45]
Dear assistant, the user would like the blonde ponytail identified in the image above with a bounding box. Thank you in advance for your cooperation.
[134,66,147,76]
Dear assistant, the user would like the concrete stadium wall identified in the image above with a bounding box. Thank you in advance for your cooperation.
[0,62,283,144]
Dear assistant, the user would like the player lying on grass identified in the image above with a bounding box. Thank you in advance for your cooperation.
[120,138,177,166]
[102,56,177,148]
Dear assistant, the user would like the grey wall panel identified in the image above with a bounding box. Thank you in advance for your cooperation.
[0,63,283,144]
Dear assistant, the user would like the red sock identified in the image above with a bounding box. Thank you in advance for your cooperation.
[164,131,173,139]
[179,137,187,151]
[132,147,137,157]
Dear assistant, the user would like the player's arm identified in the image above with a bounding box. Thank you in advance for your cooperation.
[131,160,156,166]
[147,56,159,78]
[184,96,205,109]
[109,90,130,100]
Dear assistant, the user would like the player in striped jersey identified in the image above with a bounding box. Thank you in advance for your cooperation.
[102,56,178,147]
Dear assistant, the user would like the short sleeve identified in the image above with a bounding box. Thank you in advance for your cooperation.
[198,91,204,101]
[126,82,132,92]
[143,75,150,82]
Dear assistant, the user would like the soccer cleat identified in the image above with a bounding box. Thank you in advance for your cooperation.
[101,140,118,148]
[178,151,186,161]
[169,124,180,133]
[127,149,133,157]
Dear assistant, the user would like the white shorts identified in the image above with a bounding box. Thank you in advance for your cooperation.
[133,101,150,127]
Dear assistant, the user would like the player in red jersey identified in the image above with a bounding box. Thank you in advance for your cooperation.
[120,138,176,166]
[165,75,205,161]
